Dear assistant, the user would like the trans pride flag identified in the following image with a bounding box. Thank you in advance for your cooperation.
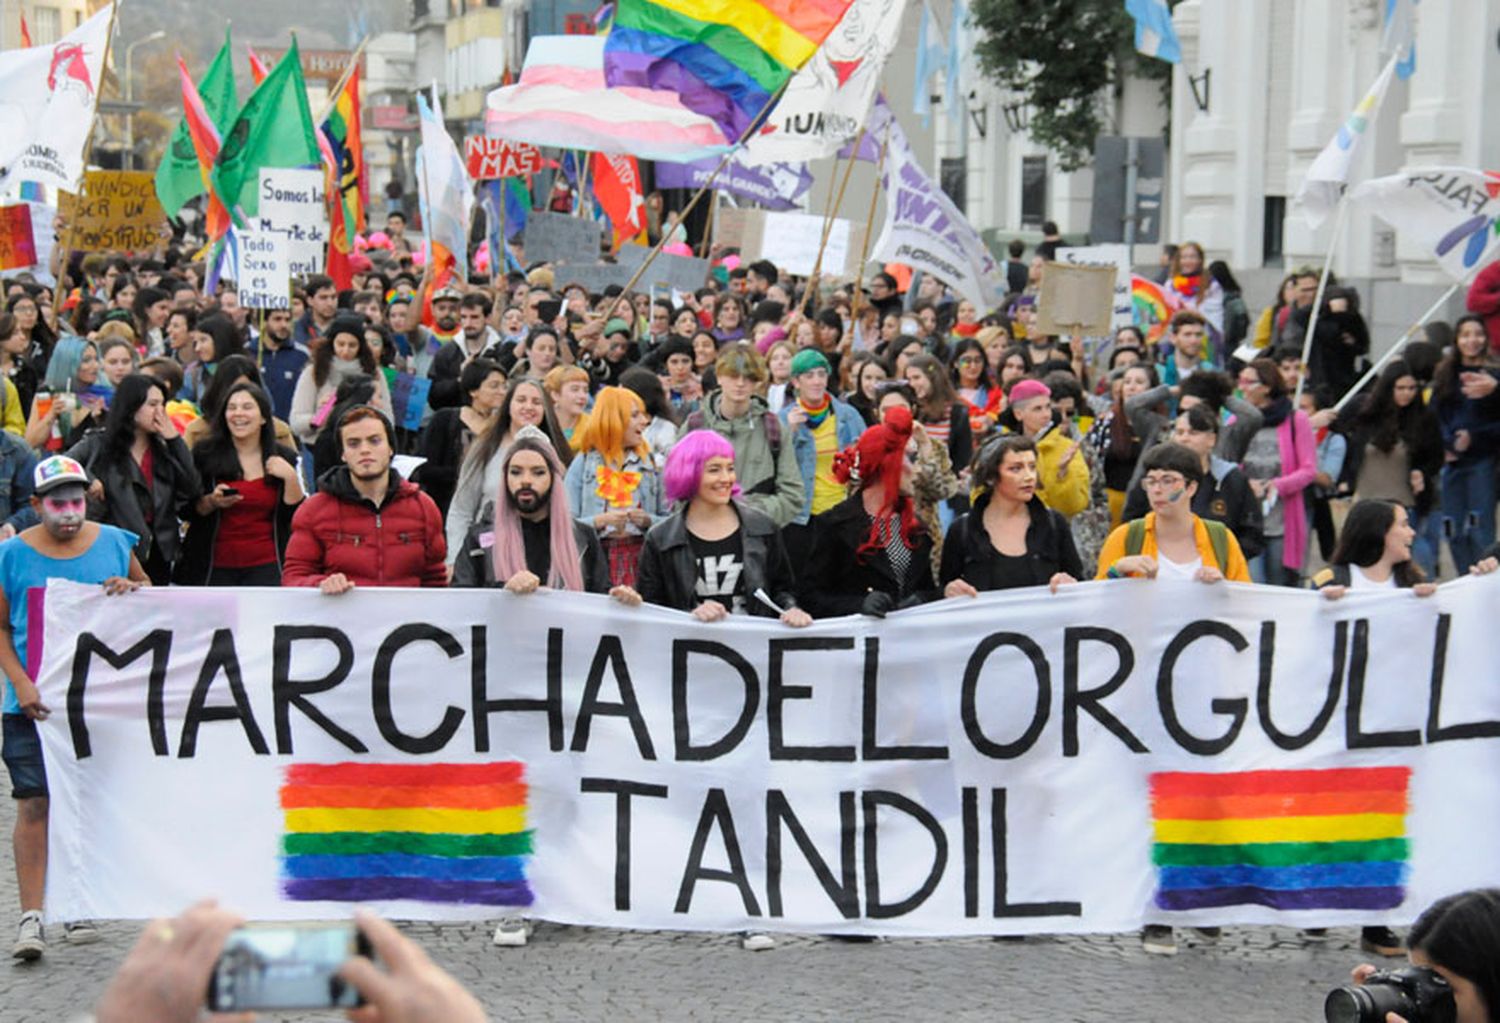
[279,762,534,907]
[603,0,858,141]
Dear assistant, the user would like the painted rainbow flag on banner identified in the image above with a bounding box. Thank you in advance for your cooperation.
[279,763,533,907]
[1150,767,1411,912]
[603,0,858,141]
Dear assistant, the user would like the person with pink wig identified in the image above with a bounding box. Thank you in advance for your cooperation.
[450,425,641,606]
[637,430,808,626]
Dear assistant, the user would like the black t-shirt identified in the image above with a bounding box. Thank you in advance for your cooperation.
[689,529,745,613]
[520,515,553,584]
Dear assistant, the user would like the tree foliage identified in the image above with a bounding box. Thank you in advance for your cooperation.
[970,0,1170,172]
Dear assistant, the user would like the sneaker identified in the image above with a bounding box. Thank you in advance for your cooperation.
[13,911,44,961]
[64,920,101,945]
[492,917,532,948]
[1360,926,1403,957]
[741,931,776,951]
[1141,925,1177,956]
[1193,926,1222,944]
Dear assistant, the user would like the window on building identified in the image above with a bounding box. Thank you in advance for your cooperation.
[1021,156,1047,230]
[1262,196,1285,268]
[940,157,967,214]
[31,7,60,44]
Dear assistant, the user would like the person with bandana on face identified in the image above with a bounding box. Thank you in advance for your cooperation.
[0,455,148,960]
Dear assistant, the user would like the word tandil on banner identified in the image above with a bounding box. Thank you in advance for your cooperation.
[35,578,1500,934]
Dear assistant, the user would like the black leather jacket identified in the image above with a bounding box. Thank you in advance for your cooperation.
[637,501,798,617]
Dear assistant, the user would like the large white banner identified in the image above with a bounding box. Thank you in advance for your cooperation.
[1349,168,1500,282]
[34,577,1500,935]
[868,100,1005,312]
[0,7,113,196]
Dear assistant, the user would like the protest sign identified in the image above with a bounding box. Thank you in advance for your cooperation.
[1056,244,1134,329]
[1036,262,1117,337]
[612,244,711,293]
[56,171,171,252]
[0,205,36,270]
[464,137,543,181]
[230,230,291,310]
[714,209,865,278]
[524,211,602,266]
[35,577,1500,934]
[255,168,329,277]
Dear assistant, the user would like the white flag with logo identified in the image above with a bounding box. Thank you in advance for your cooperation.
[742,0,908,165]
[1294,55,1398,230]
[867,99,1004,311]
[1349,167,1500,281]
[0,5,113,197]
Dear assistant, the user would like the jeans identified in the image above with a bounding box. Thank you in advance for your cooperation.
[1408,505,1440,580]
[1440,456,1496,574]
[1248,535,1301,587]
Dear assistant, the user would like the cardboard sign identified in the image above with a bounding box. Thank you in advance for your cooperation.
[56,171,170,253]
[255,168,329,278]
[1056,244,1134,330]
[0,205,37,270]
[231,230,291,310]
[1036,261,1118,337]
[524,211,602,266]
[464,137,544,181]
[612,244,711,294]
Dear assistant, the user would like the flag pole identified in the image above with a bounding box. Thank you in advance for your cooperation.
[850,126,891,325]
[611,82,791,302]
[1332,281,1461,413]
[314,35,372,125]
[51,0,121,317]
[1292,194,1349,406]
[806,124,868,293]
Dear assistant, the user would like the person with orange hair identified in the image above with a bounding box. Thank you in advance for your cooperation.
[799,406,939,618]
[563,386,666,587]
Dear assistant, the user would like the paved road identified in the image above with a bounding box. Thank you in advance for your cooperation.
[0,795,1379,1022]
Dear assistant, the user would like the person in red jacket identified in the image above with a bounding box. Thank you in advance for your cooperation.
[281,406,447,592]
[1467,258,1500,354]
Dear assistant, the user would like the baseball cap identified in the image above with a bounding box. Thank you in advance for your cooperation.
[34,455,89,495]
[432,284,464,303]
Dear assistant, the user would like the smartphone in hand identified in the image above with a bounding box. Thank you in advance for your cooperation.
[206,922,371,1012]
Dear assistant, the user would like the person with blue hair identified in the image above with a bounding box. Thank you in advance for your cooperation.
[24,337,105,452]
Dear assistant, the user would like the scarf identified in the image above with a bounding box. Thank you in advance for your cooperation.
[1172,273,1203,300]
[799,394,832,428]
[1260,396,1293,429]
[595,464,643,508]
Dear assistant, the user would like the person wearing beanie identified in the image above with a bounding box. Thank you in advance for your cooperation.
[1005,377,1091,518]
[779,346,866,564]
[799,405,938,618]
[288,314,392,475]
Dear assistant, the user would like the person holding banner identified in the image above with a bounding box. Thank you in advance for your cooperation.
[1430,316,1500,574]
[0,454,148,960]
[282,406,446,593]
[940,434,1081,596]
[800,406,939,618]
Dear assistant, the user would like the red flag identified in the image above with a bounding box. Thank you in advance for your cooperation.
[19,13,31,48]
[589,152,645,251]
[246,45,269,86]
[176,54,230,242]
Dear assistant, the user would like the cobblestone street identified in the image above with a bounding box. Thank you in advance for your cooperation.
[0,794,1384,1022]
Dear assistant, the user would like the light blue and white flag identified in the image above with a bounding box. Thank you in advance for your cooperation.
[912,1,946,124]
[1125,0,1181,64]
[1381,0,1418,79]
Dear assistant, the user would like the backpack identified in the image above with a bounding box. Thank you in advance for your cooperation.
[1125,516,1231,573]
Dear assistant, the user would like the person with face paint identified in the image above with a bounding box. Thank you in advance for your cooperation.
[940,435,1081,595]
[1095,441,1250,585]
[0,455,148,960]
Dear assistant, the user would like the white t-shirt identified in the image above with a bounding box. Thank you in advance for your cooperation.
[1350,564,1398,591]
[1157,552,1203,580]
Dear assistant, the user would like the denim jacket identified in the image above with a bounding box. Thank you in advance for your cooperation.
[563,449,668,538]
[0,433,37,531]
[779,397,865,525]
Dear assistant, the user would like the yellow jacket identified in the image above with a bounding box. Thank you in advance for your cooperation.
[1035,425,1090,518]
[1095,512,1251,581]
[1,379,21,437]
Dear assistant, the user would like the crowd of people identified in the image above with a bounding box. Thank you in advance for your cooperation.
[3,217,1500,964]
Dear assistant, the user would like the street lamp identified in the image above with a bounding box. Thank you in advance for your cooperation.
[123,30,167,170]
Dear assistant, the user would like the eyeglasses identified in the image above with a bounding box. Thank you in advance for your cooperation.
[1142,474,1187,490]
[956,356,983,366]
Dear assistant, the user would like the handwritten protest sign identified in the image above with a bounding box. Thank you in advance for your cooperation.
[36,577,1500,934]
[1056,244,1134,330]
[255,168,329,278]
[0,206,37,270]
[231,230,291,310]
[716,208,864,278]
[56,171,170,252]
[464,137,544,181]
[1036,261,1117,337]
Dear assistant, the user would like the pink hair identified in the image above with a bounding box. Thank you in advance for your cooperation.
[663,430,739,505]
[490,434,585,591]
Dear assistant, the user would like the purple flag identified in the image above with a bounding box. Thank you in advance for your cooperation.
[654,156,813,211]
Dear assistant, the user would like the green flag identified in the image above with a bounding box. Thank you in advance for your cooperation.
[154,30,239,217]
[211,36,321,226]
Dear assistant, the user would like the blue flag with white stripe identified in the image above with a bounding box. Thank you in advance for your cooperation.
[1125,0,1181,64]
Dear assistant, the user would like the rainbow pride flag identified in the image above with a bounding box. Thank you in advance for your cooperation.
[1130,274,1179,345]
[1150,767,1411,912]
[603,0,858,141]
[279,763,533,907]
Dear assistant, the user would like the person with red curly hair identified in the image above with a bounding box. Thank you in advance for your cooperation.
[798,406,939,618]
